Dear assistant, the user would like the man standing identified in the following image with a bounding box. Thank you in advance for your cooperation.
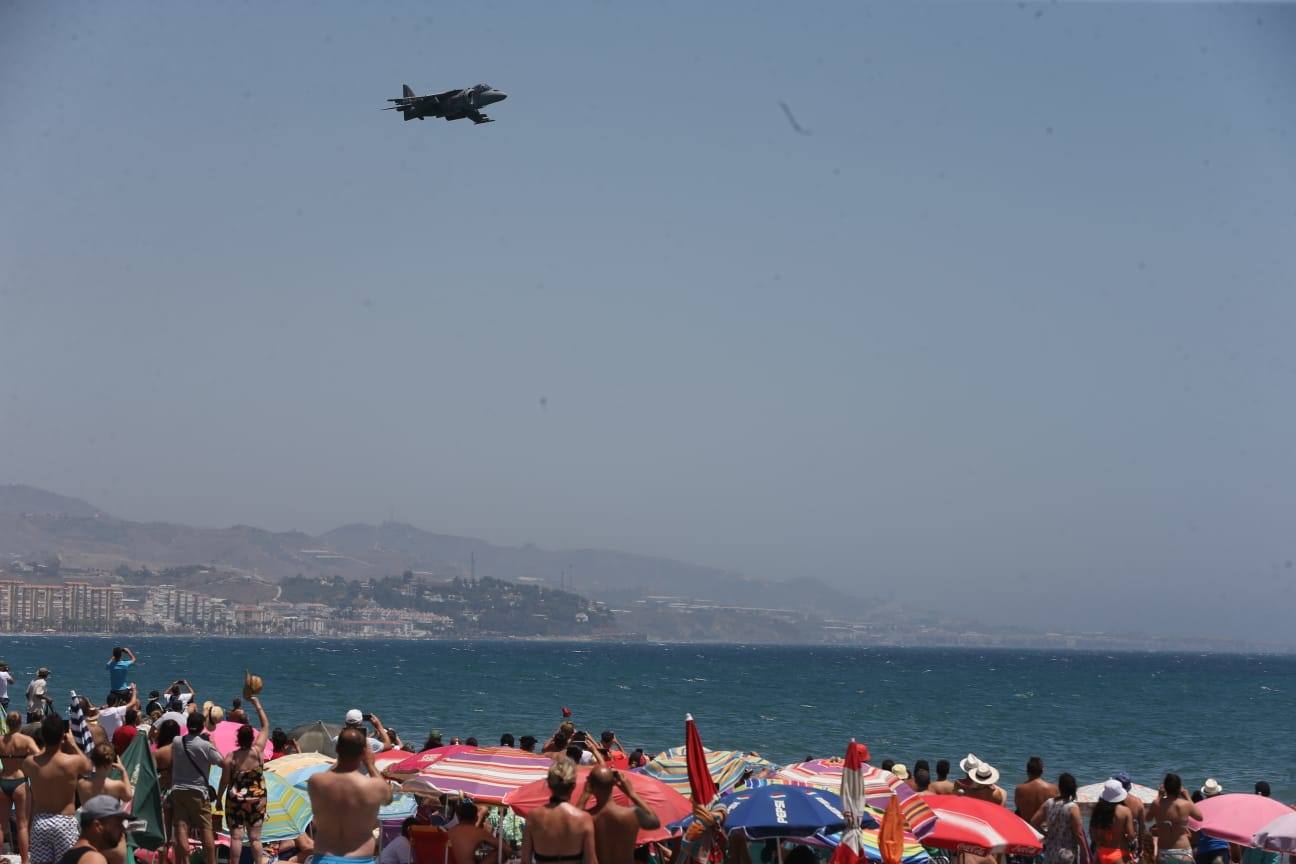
[928,760,956,795]
[170,713,222,864]
[55,795,141,864]
[958,755,1007,806]
[27,669,53,723]
[0,661,13,711]
[582,766,660,864]
[307,727,393,863]
[95,687,138,742]
[103,649,135,704]
[1013,757,1057,820]
[337,709,392,753]
[23,715,93,864]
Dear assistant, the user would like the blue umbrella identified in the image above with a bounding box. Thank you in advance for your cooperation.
[716,784,850,839]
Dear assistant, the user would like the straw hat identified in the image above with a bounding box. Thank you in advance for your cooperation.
[959,753,982,776]
[891,763,910,781]
[1200,779,1224,798]
[1100,779,1128,803]
[242,670,263,700]
[962,753,1000,787]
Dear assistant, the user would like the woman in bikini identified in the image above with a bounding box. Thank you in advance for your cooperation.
[1,711,40,864]
[1090,781,1136,864]
[217,696,270,864]
[76,743,133,864]
[1147,774,1202,864]
[520,757,599,864]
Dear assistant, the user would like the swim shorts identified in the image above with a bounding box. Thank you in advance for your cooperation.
[308,856,377,864]
[31,812,79,864]
[170,788,212,832]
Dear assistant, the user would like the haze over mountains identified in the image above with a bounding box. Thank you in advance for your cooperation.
[0,484,868,617]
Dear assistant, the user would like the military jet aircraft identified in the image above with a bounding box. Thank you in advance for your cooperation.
[385,83,508,124]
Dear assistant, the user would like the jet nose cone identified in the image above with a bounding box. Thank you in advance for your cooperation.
[484,89,507,105]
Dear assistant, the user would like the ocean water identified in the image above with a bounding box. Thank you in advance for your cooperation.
[2,636,1292,801]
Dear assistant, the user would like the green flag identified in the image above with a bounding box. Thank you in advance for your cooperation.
[122,732,166,854]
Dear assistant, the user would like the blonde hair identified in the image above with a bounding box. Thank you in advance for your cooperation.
[547,756,578,792]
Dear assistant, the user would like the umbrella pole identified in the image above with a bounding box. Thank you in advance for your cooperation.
[777,841,783,864]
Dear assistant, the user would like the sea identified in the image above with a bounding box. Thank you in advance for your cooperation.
[2,636,1292,801]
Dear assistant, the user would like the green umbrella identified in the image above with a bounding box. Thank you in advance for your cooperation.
[122,733,167,854]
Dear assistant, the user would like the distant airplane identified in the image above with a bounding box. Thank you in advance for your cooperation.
[385,83,508,124]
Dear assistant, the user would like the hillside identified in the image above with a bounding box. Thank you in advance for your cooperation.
[0,484,865,617]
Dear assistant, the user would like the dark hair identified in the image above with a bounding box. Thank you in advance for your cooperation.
[519,735,537,752]
[237,724,255,749]
[92,742,116,767]
[112,647,124,660]
[423,732,443,750]
[601,730,615,745]
[1027,756,1044,779]
[1058,772,1077,801]
[1255,781,1271,797]
[1192,791,1203,804]
[629,748,644,767]
[457,801,478,823]
[914,759,930,772]
[40,714,66,747]
[231,698,242,709]
[272,728,289,750]
[880,759,895,771]
[104,693,121,708]
[465,737,478,747]
[565,744,583,762]
[156,719,182,746]
[336,726,367,759]
[936,759,950,780]
[401,818,417,837]
[915,767,931,791]
[186,712,204,733]
[500,733,515,747]
[1164,773,1182,797]
[1091,800,1117,832]
[124,708,139,726]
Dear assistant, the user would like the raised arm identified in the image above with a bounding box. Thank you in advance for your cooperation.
[124,648,136,663]
[250,696,270,750]
[614,772,661,829]
[369,714,393,750]
[115,754,134,800]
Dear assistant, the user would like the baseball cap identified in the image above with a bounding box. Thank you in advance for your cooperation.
[345,709,364,726]
[80,794,133,827]
[1113,772,1132,790]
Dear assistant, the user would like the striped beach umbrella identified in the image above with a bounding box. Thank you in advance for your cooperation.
[209,766,313,842]
[265,752,335,789]
[814,828,931,864]
[777,759,937,840]
[400,746,553,804]
[917,795,1041,856]
[638,746,772,798]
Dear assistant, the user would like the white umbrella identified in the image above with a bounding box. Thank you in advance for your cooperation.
[1252,811,1296,852]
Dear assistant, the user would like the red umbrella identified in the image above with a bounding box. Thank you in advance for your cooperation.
[504,767,692,844]
[918,795,1042,856]
[386,745,474,777]
[830,740,871,864]
[685,714,718,808]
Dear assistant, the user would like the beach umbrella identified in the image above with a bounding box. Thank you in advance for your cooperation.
[685,714,719,809]
[209,766,313,842]
[208,720,273,759]
[374,750,411,772]
[121,732,166,856]
[712,784,847,839]
[638,747,773,798]
[1076,782,1157,815]
[288,721,339,757]
[504,766,692,844]
[1253,812,1296,852]
[917,795,1042,856]
[400,746,553,804]
[380,793,419,821]
[1189,794,1293,846]
[386,745,475,777]
[265,752,335,788]
[813,828,931,864]
[777,759,937,840]
[830,740,871,864]
[879,797,905,864]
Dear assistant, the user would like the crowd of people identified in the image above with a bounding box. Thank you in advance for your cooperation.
[0,649,1289,864]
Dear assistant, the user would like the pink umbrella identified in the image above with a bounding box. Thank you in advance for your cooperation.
[1190,794,1293,846]
[208,720,273,759]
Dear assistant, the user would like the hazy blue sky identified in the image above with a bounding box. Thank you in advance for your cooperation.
[2,2,1294,641]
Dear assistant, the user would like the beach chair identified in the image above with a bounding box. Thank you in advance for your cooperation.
[410,826,450,864]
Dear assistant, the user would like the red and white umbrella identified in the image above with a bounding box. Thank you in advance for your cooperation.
[778,758,937,840]
[504,766,692,844]
[1190,794,1293,846]
[918,795,1042,856]
[399,746,553,804]
[829,740,871,864]
[386,744,474,777]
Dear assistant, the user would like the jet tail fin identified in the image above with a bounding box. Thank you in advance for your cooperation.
[402,84,416,98]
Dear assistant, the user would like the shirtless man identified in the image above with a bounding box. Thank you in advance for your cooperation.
[520,757,598,864]
[75,745,132,864]
[1,710,41,864]
[958,756,1007,806]
[306,726,393,864]
[1014,757,1058,821]
[928,760,956,795]
[23,715,93,864]
[448,800,510,864]
[1147,774,1201,864]
[580,767,660,864]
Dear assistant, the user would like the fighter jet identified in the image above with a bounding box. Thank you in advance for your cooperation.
[385,83,508,124]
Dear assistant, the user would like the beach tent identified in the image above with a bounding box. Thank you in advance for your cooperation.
[289,720,339,756]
